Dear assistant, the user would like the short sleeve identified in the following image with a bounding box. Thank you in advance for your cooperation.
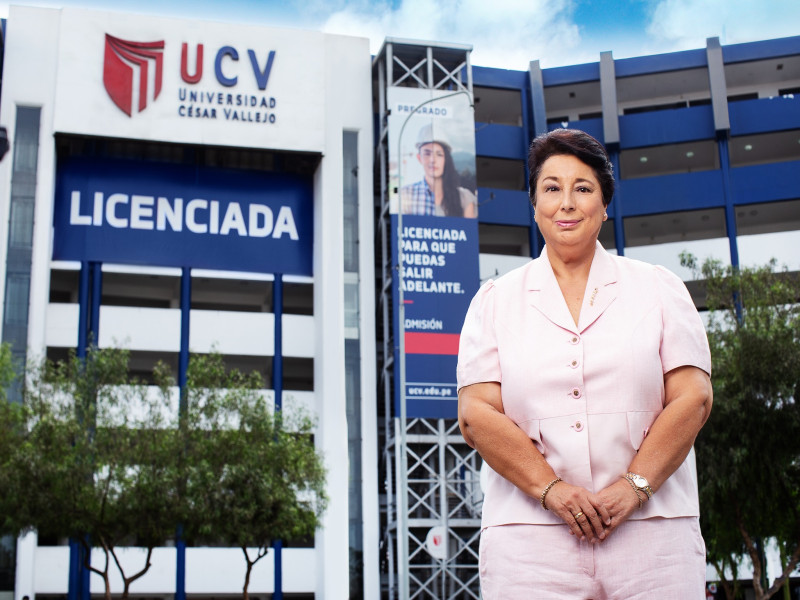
[457,280,502,391]
[656,266,711,375]
[458,187,478,217]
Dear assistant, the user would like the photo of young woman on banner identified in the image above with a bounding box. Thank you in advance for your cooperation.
[387,87,478,219]
[400,123,477,218]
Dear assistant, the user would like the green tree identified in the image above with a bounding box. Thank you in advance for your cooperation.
[2,347,182,599]
[0,343,16,404]
[180,353,327,600]
[684,254,800,600]
[1,347,327,599]
[0,342,22,537]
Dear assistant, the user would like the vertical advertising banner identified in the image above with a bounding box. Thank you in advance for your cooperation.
[392,215,478,418]
[388,87,480,418]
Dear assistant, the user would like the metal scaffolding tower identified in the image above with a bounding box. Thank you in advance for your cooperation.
[374,39,484,599]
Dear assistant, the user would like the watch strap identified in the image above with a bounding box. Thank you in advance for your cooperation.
[625,471,654,498]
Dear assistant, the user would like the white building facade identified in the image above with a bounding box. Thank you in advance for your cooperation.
[0,6,377,599]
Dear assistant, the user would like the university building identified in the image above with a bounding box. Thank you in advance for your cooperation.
[0,4,797,599]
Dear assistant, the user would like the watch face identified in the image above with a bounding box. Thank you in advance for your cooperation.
[631,474,647,488]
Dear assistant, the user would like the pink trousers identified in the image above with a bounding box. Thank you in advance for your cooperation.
[479,517,706,599]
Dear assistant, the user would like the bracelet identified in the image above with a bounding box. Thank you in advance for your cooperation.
[539,477,562,510]
[623,475,644,509]
[627,472,654,498]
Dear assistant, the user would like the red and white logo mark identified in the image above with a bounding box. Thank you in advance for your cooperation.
[103,34,165,116]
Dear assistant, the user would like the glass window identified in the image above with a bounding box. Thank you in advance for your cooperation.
[344,275,360,336]
[9,200,34,248]
[345,340,363,599]
[4,275,30,326]
[3,107,41,403]
[343,131,360,273]
[342,130,363,598]
[11,107,41,175]
[0,534,14,591]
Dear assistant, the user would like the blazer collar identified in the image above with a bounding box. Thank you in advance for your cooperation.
[526,241,619,334]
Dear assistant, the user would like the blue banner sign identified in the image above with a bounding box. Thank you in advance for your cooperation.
[392,215,480,418]
[54,157,313,275]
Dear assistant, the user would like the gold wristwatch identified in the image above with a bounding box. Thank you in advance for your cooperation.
[625,472,653,499]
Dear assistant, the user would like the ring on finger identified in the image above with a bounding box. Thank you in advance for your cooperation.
[573,511,584,520]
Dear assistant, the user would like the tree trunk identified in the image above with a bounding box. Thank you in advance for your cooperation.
[243,563,252,600]
[241,546,269,600]
[761,538,800,600]
[736,515,771,600]
[711,558,737,600]
[242,547,253,600]
[110,545,154,599]
[720,574,735,600]
[81,537,113,600]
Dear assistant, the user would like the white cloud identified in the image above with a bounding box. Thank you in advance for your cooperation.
[646,0,800,52]
[317,0,800,70]
[320,0,584,70]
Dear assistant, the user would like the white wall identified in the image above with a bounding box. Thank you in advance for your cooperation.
[1,6,375,599]
[52,8,327,153]
[45,304,315,357]
[33,546,317,595]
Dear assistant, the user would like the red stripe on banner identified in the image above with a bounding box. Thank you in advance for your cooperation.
[405,332,460,355]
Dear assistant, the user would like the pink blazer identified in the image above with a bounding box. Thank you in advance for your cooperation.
[457,242,711,528]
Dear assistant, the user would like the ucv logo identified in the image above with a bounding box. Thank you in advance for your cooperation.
[103,34,165,117]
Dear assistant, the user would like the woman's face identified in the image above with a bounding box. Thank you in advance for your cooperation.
[417,142,446,180]
[534,154,606,252]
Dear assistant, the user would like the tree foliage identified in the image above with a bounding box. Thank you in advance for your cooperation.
[3,347,181,599]
[683,254,800,600]
[0,347,327,599]
[0,342,22,535]
[180,353,327,600]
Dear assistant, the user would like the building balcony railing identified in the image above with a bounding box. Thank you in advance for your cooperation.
[729,95,800,136]
[620,170,725,216]
[476,188,530,226]
[730,159,800,204]
[619,105,715,149]
[474,122,527,160]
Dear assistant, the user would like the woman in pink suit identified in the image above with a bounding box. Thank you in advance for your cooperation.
[457,128,713,599]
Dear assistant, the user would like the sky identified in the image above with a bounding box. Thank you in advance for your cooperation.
[0,0,798,70]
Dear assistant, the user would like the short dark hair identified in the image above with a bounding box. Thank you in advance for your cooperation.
[527,129,615,207]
